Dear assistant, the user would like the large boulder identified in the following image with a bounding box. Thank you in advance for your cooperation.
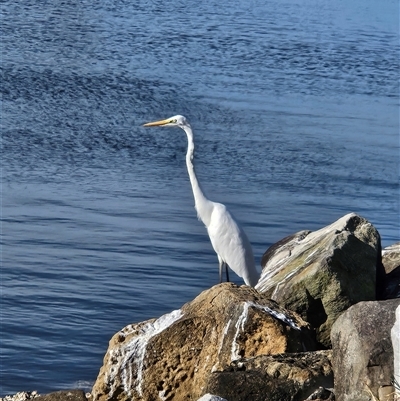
[330,299,400,401]
[382,242,400,299]
[204,350,333,401]
[256,213,381,347]
[91,283,315,401]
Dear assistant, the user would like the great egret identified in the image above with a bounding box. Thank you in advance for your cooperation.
[143,115,259,287]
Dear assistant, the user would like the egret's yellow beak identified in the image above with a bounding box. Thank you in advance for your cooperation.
[142,118,171,127]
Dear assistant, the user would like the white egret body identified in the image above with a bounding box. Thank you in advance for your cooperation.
[143,115,259,287]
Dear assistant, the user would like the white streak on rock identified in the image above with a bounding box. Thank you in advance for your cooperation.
[304,248,319,262]
[271,267,302,299]
[211,364,218,373]
[248,302,301,331]
[158,390,167,401]
[197,394,228,401]
[105,309,183,399]
[211,319,232,372]
[230,301,301,363]
[231,303,249,361]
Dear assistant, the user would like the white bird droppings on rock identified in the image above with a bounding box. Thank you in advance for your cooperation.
[196,394,228,401]
[230,301,301,362]
[231,302,250,361]
[105,309,183,397]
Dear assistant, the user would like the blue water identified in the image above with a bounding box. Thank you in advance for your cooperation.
[1,0,399,394]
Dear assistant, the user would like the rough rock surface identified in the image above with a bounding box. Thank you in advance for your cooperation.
[392,305,400,399]
[331,299,400,401]
[92,283,315,401]
[1,392,90,401]
[0,392,88,401]
[256,212,381,347]
[33,392,87,401]
[196,395,228,401]
[382,242,400,299]
[0,392,40,401]
[204,350,333,401]
[383,242,400,274]
[303,386,335,400]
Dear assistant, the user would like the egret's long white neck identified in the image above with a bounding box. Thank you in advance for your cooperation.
[182,125,213,226]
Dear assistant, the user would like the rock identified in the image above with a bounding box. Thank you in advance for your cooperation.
[378,386,397,401]
[330,299,400,401]
[33,391,87,401]
[197,395,228,401]
[382,242,400,299]
[383,242,400,274]
[256,212,381,347]
[303,386,335,400]
[0,392,40,401]
[392,305,400,398]
[204,350,333,401]
[0,391,88,401]
[92,283,315,401]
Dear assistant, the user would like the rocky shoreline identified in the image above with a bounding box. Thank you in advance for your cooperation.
[3,213,400,401]
[0,392,40,401]
[0,391,90,401]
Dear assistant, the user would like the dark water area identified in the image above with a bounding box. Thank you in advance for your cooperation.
[1,0,399,394]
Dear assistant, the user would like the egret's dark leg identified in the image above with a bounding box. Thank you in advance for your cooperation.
[218,257,230,283]
[225,263,230,282]
[219,258,224,283]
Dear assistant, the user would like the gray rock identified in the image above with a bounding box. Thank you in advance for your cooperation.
[303,386,335,400]
[392,304,400,399]
[331,299,400,401]
[256,213,381,347]
[382,242,400,299]
[383,242,400,274]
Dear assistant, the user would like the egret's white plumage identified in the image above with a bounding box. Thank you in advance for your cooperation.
[143,115,259,287]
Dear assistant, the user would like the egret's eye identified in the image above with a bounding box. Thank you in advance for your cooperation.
[171,119,177,123]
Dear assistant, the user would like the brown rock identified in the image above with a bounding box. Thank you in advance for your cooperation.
[92,283,315,401]
[330,299,400,401]
[33,391,87,401]
[204,350,333,401]
[256,213,381,347]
